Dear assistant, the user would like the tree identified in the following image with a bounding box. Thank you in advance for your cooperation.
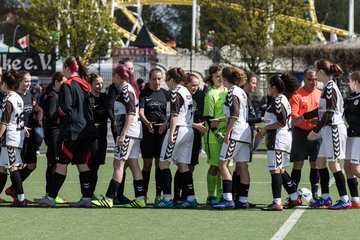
[199,0,316,72]
[19,0,122,64]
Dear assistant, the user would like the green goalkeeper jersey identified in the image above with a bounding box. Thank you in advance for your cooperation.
[203,86,227,144]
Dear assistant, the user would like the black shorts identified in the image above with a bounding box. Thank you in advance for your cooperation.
[290,127,322,162]
[89,135,107,166]
[21,135,37,164]
[57,140,93,165]
[190,129,202,166]
[140,125,166,159]
[44,127,59,166]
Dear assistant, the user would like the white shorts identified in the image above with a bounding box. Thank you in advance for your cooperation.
[114,137,140,161]
[0,147,22,169]
[267,150,290,171]
[219,140,250,162]
[345,137,360,165]
[160,126,194,164]
[317,124,347,161]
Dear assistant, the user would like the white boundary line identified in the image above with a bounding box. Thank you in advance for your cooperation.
[271,176,336,240]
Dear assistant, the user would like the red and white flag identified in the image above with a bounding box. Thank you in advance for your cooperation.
[17,34,29,49]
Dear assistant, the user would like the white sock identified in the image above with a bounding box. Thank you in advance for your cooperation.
[352,197,360,202]
[187,195,195,201]
[340,195,349,202]
[17,194,25,202]
[290,192,298,201]
[239,197,248,203]
[163,194,172,201]
[136,196,144,200]
[48,196,55,201]
[274,198,281,205]
[223,193,232,201]
[321,193,330,199]
[82,197,90,201]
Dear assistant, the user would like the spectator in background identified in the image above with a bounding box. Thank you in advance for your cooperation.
[137,78,145,91]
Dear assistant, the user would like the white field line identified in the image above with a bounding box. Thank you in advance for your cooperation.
[271,176,337,240]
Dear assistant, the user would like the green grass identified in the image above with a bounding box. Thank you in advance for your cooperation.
[1,154,359,240]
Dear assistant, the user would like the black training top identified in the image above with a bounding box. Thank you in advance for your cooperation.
[90,92,108,138]
[345,92,360,137]
[107,83,121,123]
[18,91,33,128]
[139,87,170,123]
[57,76,98,141]
[42,89,60,130]
[246,92,262,125]
[192,89,205,123]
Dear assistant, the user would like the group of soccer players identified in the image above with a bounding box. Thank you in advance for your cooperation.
[0,57,359,210]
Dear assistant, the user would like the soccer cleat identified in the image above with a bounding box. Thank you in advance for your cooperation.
[124,199,146,208]
[0,197,7,203]
[261,202,283,211]
[70,198,92,208]
[154,195,163,203]
[55,196,68,204]
[213,200,235,210]
[234,200,256,209]
[328,200,352,210]
[351,201,360,209]
[284,197,302,209]
[153,199,174,208]
[91,195,113,208]
[206,196,218,206]
[35,197,56,207]
[117,195,132,204]
[176,199,198,209]
[10,200,27,207]
[309,197,332,208]
[5,187,16,201]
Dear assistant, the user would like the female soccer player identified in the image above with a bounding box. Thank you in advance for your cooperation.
[203,65,227,205]
[38,72,66,203]
[343,71,360,208]
[35,56,98,207]
[139,68,169,202]
[5,71,35,204]
[305,60,351,209]
[212,67,251,210]
[89,73,108,194]
[91,64,145,208]
[0,71,26,207]
[261,73,300,211]
[153,67,198,209]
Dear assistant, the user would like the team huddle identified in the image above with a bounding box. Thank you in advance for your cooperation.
[0,57,359,211]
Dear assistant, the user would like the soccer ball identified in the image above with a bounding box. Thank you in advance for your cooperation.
[297,188,313,205]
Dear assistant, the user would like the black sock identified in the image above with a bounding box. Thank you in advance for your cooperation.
[333,171,347,197]
[174,170,182,200]
[310,168,320,197]
[347,178,359,198]
[238,183,250,198]
[155,168,162,196]
[116,171,126,197]
[106,179,120,199]
[319,168,330,195]
[0,172,7,193]
[223,180,232,194]
[79,171,93,198]
[133,180,144,198]
[232,171,238,198]
[291,169,301,189]
[45,165,55,194]
[160,169,172,195]
[48,172,66,199]
[142,170,150,197]
[10,167,33,191]
[89,164,99,194]
[271,173,282,199]
[181,171,195,199]
[281,171,297,194]
[10,170,24,195]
